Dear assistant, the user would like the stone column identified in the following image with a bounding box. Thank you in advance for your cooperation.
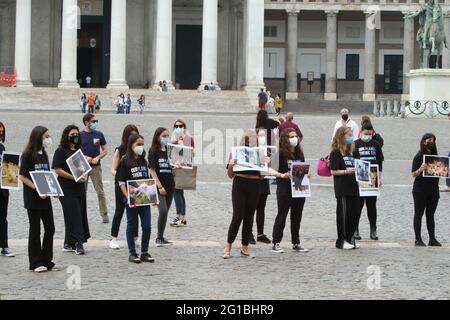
[14,0,33,87]
[363,11,376,102]
[153,0,174,89]
[107,0,129,89]
[285,9,300,100]
[442,11,450,69]
[325,10,338,101]
[243,0,265,92]
[58,0,79,88]
[199,0,220,89]
[402,11,415,100]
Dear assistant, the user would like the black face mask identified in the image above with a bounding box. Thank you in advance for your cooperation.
[69,136,80,145]
[425,142,436,150]
[342,114,349,121]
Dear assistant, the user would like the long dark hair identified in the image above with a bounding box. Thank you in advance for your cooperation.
[150,127,168,155]
[24,126,49,163]
[121,124,139,147]
[420,133,438,155]
[60,125,81,150]
[256,110,268,129]
[280,128,304,161]
[121,133,147,168]
[0,121,5,143]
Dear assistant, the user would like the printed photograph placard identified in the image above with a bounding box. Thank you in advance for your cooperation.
[30,171,64,197]
[232,147,268,172]
[0,152,21,190]
[355,159,372,184]
[167,144,194,169]
[422,155,450,178]
[290,162,311,198]
[65,149,92,182]
[359,164,380,197]
[127,179,158,207]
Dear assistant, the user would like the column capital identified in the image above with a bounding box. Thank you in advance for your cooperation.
[364,10,380,17]
[325,10,339,17]
[286,8,300,16]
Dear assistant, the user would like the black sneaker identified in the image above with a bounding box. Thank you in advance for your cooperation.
[257,234,271,244]
[292,244,310,253]
[140,253,155,263]
[249,234,256,245]
[62,244,75,252]
[429,238,442,247]
[415,240,426,247]
[271,243,284,253]
[129,253,141,264]
[156,238,173,247]
[75,243,85,255]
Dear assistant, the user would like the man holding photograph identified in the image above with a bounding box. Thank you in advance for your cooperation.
[80,114,109,223]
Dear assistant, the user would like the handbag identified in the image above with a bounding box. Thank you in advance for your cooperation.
[174,166,197,190]
[317,155,332,177]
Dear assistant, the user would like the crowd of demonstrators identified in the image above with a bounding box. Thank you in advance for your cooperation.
[80,94,101,114]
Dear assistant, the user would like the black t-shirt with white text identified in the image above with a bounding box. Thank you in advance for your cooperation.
[353,139,384,171]
[148,149,175,191]
[116,157,150,184]
[329,149,359,197]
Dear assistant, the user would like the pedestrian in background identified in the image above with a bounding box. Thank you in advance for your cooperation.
[138,95,146,114]
[80,94,87,114]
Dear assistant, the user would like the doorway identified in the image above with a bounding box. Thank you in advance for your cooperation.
[175,25,202,89]
[383,55,403,94]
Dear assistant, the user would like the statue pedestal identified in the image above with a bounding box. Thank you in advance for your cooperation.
[406,69,450,117]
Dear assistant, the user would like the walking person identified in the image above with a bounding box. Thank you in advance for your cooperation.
[116,94,125,114]
[0,122,14,257]
[110,125,140,250]
[271,128,310,253]
[125,94,132,114]
[138,95,146,114]
[86,93,95,114]
[80,114,109,223]
[19,126,59,272]
[412,133,442,247]
[79,94,87,114]
[53,125,90,255]
[170,120,194,227]
[275,93,283,116]
[258,88,268,110]
[330,126,361,250]
[148,128,175,247]
[94,95,101,113]
[116,134,155,264]
[353,122,384,240]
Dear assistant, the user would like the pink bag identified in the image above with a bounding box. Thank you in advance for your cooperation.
[317,155,332,177]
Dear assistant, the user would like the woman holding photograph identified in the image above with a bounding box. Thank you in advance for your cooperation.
[0,122,14,258]
[330,126,360,250]
[52,125,90,255]
[224,130,289,259]
[149,127,175,247]
[170,119,195,228]
[110,124,140,250]
[411,133,441,247]
[116,134,154,264]
[19,126,59,272]
[271,128,310,253]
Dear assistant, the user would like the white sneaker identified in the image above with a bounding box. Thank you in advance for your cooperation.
[1,248,15,257]
[342,241,355,250]
[353,243,361,249]
[34,266,48,273]
[109,239,120,250]
[272,243,284,253]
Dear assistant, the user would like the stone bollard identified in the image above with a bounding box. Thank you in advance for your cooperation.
[380,101,386,117]
[400,101,406,118]
[388,100,395,116]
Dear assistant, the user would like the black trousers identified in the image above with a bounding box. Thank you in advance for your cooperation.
[357,196,377,229]
[27,208,55,270]
[0,192,9,249]
[227,177,261,246]
[413,192,440,241]
[272,193,305,245]
[59,194,90,246]
[255,193,268,236]
[111,183,138,238]
[336,196,361,248]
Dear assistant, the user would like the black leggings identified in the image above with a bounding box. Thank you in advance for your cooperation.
[0,192,9,249]
[357,197,377,229]
[272,193,305,245]
[413,192,440,241]
[227,177,261,246]
[27,208,55,270]
[335,196,361,248]
[111,183,138,238]
[254,193,268,236]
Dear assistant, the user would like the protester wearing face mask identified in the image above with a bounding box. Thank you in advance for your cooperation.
[332,108,359,142]
[330,127,361,250]
[170,120,195,227]
[359,116,384,148]
[411,133,442,247]
[116,134,154,263]
[149,128,175,247]
[53,126,90,255]
[353,122,384,241]
[19,127,60,272]
[80,114,109,223]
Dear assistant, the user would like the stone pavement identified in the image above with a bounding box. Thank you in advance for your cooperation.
[0,110,449,300]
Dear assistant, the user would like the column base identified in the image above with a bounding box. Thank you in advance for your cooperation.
[243,81,265,92]
[324,92,337,101]
[152,81,175,91]
[107,80,129,90]
[15,80,34,88]
[58,80,80,89]
[286,92,299,100]
[362,93,376,102]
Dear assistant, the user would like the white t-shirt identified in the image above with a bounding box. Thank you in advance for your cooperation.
[85,76,92,84]
[331,119,360,141]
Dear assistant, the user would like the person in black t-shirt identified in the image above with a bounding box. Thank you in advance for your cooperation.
[52,125,90,255]
[330,126,361,250]
[271,128,310,254]
[19,126,58,272]
[148,127,176,247]
[353,122,384,241]
[109,124,140,250]
[116,134,154,264]
[411,133,442,247]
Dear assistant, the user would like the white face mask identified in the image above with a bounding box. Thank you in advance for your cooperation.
[43,138,52,149]
[133,146,144,156]
[258,137,266,146]
[289,137,298,148]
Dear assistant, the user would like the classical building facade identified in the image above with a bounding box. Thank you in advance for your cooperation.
[1,0,450,101]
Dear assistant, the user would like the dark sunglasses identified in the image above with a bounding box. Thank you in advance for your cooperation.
[91,120,99,124]
[174,125,184,129]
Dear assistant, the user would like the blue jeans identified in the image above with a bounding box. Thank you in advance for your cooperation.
[174,189,186,216]
[126,205,151,254]
[139,104,145,114]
